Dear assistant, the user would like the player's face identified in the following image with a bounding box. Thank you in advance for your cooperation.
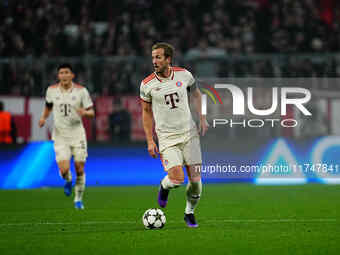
[152,48,170,74]
[58,68,74,85]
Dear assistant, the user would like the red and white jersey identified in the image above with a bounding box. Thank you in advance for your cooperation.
[140,67,198,150]
[45,82,93,140]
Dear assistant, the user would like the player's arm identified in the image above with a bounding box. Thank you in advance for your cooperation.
[77,88,95,118]
[141,100,158,158]
[77,106,95,118]
[39,102,53,127]
[191,87,209,136]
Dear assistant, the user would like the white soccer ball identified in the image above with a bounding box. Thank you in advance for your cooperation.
[142,208,166,229]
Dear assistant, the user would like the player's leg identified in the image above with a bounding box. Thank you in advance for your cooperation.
[158,146,184,208]
[58,160,72,180]
[74,161,86,210]
[54,140,73,196]
[183,136,202,227]
[72,139,87,210]
[158,165,184,208]
[162,165,185,188]
[184,164,202,227]
[57,160,73,196]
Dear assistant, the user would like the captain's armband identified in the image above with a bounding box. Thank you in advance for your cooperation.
[46,101,53,109]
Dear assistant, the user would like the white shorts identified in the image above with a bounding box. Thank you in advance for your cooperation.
[160,136,202,171]
[53,137,88,162]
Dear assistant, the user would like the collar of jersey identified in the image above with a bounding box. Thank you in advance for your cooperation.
[58,82,74,93]
[154,67,174,82]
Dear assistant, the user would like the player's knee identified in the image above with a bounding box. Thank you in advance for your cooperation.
[59,168,70,178]
[57,160,70,174]
[59,166,69,174]
[168,166,184,186]
[169,177,184,186]
[168,174,184,185]
[76,170,84,177]
[75,167,84,176]
[75,162,85,176]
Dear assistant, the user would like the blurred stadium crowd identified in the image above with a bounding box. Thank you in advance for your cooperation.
[1,0,340,96]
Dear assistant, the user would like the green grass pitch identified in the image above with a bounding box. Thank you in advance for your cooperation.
[0,184,339,255]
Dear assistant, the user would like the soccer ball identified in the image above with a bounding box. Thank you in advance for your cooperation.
[142,208,166,229]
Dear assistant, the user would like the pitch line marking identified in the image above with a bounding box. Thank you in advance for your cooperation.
[205,219,337,223]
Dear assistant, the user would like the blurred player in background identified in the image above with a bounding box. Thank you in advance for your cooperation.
[39,63,94,210]
[109,98,131,143]
[140,42,208,227]
[0,101,17,144]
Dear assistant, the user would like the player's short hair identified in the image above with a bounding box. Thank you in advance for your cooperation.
[152,42,174,60]
[0,101,4,111]
[57,63,73,72]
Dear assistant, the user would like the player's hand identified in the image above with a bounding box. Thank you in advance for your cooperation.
[76,108,86,117]
[38,118,46,128]
[199,118,209,136]
[147,140,159,158]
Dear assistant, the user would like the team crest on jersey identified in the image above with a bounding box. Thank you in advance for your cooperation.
[176,81,183,87]
[164,159,168,165]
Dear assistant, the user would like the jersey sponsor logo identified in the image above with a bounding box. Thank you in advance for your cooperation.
[164,92,179,109]
[60,103,72,117]
[176,81,183,87]
[155,87,162,91]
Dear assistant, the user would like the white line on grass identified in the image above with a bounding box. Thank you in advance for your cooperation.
[0,218,336,227]
[205,219,337,223]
